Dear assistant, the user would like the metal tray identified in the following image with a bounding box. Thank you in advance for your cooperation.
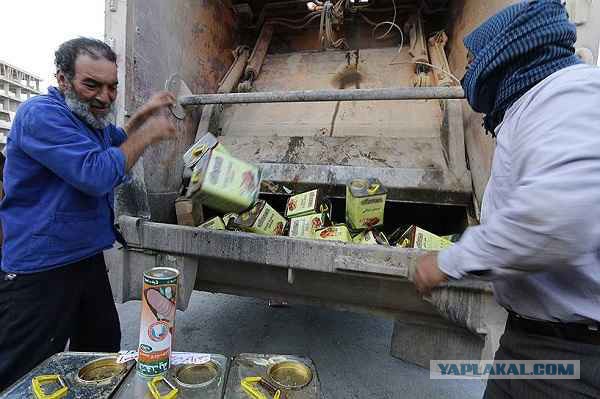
[224,354,320,399]
[112,354,229,399]
[0,352,134,399]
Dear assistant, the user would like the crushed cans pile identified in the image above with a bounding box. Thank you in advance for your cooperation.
[179,133,457,248]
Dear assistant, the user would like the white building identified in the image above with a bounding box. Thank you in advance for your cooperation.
[0,60,42,144]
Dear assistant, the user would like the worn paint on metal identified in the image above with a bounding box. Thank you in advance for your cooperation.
[0,352,134,399]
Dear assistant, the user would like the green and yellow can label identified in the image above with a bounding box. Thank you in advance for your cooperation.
[198,216,226,230]
[289,212,330,239]
[345,178,387,230]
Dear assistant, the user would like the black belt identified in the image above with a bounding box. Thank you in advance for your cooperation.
[507,312,600,345]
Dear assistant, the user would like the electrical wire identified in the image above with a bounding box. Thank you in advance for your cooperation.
[269,11,320,24]
[388,60,462,85]
[269,13,322,30]
[375,0,397,40]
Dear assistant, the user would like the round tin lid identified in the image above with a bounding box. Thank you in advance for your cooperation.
[175,362,220,388]
[76,357,126,385]
[349,178,387,197]
[145,267,180,279]
[267,360,313,390]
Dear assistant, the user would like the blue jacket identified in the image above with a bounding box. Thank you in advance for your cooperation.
[0,87,128,273]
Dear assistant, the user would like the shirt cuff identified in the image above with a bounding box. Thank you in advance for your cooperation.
[107,146,129,185]
[438,244,466,280]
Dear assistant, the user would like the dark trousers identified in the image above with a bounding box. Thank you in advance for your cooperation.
[0,253,121,391]
[484,316,600,399]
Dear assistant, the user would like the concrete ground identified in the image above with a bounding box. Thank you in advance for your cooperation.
[117,292,485,399]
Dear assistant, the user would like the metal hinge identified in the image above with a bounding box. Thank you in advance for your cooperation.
[109,0,118,12]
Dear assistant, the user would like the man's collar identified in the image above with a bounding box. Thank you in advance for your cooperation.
[47,86,65,103]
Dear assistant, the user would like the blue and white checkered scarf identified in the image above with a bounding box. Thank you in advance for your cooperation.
[461,0,581,135]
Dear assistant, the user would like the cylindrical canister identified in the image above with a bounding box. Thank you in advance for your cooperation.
[137,267,180,377]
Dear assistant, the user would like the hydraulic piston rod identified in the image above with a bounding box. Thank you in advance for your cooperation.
[178,86,465,106]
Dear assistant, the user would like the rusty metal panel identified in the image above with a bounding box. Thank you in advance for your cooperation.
[220,48,445,138]
[129,0,237,221]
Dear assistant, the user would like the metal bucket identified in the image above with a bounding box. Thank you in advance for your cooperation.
[0,352,135,399]
[224,354,320,399]
[113,354,229,399]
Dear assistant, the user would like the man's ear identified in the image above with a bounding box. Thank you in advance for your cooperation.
[56,70,68,91]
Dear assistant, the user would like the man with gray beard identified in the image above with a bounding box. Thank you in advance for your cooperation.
[0,38,178,390]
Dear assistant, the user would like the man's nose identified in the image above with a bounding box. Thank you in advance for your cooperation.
[96,87,111,105]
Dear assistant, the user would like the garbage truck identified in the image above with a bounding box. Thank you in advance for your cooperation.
[103,0,599,367]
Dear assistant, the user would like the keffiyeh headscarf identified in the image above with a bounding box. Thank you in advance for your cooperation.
[461,0,581,135]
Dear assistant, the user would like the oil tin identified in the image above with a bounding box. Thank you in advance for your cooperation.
[352,229,390,245]
[224,354,320,399]
[397,225,453,250]
[345,178,387,230]
[0,352,134,399]
[186,134,261,214]
[285,189,331,218]
[288,212,331,239]
[441,233,461,243]
[199,216,226,230]
[175,197,204,226]
[232,200,287,236]
[137,267,180,378]
[315,224,352,242]
[222,213,239,230]
[113,354,229,399]
[183,131,224,169]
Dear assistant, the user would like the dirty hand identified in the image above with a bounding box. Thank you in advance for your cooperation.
[125,91,177,134]
[414,252,448,296]
[142,91,176,115]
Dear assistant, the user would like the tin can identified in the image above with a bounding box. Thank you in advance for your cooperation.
[288,212,331,239]
[0,352,134,399]
[397,225,453,250]
[232,200,287,236]
[113,354,229,399]
[224,354,320,399]
[137,267,180,377]
[222,213,239,230]
[315,224,352,242]
[198,216,226,230]
[186,135,261,214]
[183,132,228,169]
[345,178,387,230]
[352,229,390,245]
[285,189,331,218]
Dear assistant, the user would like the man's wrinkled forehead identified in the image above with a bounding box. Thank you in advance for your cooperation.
[73,54,118,86]
[464,1,528,56]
